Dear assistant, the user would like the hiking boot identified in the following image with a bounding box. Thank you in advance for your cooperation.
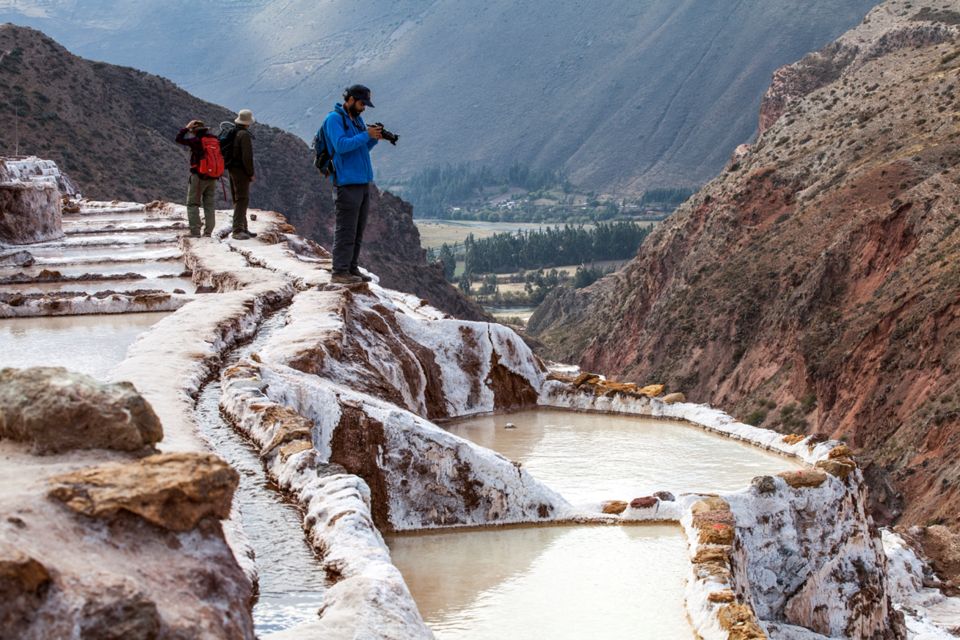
[330,271,363,285]
[203,232,212,237]
[246,231,258,238]
[350,269,373,282]
[186,230,201,238]
[232,231,252,240]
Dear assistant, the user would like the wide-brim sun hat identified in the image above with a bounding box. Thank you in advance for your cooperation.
[235,109,256,125]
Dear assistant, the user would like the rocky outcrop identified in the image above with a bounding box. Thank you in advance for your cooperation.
[0,157,63,245]
[48,452,238,532]
[0,367,163,454]
[759,1,960,133]
[529,0,960,532]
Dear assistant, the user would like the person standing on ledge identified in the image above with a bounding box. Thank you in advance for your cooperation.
[174,120,221,237]
[321,84,382,284]
[227,109,257,240]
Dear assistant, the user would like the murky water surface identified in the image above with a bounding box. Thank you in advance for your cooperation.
[388,523,692,639]
[0,312,170,380]
[446,409,802,504]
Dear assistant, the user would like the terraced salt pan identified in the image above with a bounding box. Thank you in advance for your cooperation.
[27,245,182,265]
[445,409,804,505]
[387,524,692,639]
[3,277,195,295]
[0,312,170,380]
[0,261,187,280]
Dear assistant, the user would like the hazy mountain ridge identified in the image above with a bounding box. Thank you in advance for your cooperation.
[0,23,486,320]
[529,0,960,533]
[0,0,877,193]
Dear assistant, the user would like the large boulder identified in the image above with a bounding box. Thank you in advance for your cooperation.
[0,367,162,454]
[0,158,64,245]
[47,452,238,532]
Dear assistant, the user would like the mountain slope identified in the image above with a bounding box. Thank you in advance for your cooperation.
[0,24,485,320]
[0,1,876,193]
[529,0,960,529]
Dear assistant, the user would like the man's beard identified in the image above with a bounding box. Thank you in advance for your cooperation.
[347,104,362,117]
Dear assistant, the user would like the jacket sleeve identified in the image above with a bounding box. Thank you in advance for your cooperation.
[175,128,191,146]
[238,130,255,176]
[366,137,378,150]
[325,114,370,154]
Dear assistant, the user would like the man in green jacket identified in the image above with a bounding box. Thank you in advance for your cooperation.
[228,109,257,240]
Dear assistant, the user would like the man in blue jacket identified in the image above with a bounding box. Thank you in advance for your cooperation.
[321,84,383,284]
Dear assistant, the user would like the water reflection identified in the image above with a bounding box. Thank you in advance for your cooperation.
[446,409,802,503]
[387,524,692,639]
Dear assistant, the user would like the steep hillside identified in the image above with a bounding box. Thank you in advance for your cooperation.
[529,0,960,530]
[0,24,484,319]
[0,1,876,193]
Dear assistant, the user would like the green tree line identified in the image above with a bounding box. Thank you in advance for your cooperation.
[451,221,650,275]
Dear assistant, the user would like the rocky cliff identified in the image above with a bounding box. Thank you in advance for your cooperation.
[0,25,485,320]
[530,0,960,533]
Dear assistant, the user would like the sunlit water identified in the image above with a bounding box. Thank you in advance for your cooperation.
[445,409,803,504]
[0,312,170,380]
[387,524,693,639]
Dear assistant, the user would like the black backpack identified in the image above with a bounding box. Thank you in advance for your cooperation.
[218,123,239,167]
[313,112,347,177]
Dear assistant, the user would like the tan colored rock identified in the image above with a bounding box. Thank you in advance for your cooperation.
[778,469,829,488]
[259,405,314,455]
[782,434,805,445]
[718,603,767,639]
[708,589,736,603]
[661,392,686,404]
[48,452,238,532]
[698,523,736,546]
[278,440,313,461]
[0,367,162,454]
[816,458,856,479]
[601,500,628,515]
[693,545,731,566]
[572,372,600,387]
[637,384,665,397]
[828,444,853,459]
[692,496,731,514]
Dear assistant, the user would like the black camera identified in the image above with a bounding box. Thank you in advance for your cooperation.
[374,122,399,145]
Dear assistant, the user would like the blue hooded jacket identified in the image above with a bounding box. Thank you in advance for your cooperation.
[321,103,378,186]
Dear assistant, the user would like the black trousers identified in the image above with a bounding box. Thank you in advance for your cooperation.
[332,183,370,273]
[228,168,251,232]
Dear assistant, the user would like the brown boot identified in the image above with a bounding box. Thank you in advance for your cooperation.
[331,271,363,285]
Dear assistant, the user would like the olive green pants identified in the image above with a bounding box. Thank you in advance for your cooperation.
[186,173,217,235]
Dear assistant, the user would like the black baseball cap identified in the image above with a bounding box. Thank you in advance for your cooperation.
[345,84,375,108]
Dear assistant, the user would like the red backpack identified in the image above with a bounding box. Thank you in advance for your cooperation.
[196,135,225,178]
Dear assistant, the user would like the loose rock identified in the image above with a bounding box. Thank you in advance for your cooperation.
[778,469,829,489]
[653,491,675,502]
[48,452,238,532]
[752,475,777,495]
[630,496,658,509]
[79,580,161,640]
[815,458,856,479]
[661,392,686,404]
[601,500,628,515]
[0,367,162,455]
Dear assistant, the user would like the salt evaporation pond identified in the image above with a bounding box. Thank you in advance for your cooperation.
[0,312,169,380]
[445,408,803,504]
[387,408,804,638]
[388,524,692,639]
